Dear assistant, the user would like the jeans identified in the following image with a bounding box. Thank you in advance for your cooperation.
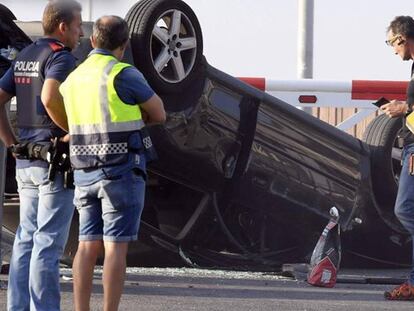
[7,167,74,311]
[395,143,414,284]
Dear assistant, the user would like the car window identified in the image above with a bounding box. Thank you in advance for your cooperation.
[209,87,241,120]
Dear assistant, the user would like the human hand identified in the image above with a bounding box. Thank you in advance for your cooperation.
[58,134,70,143]
[380,100,408,118]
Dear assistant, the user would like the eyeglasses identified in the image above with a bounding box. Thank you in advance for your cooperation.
[385,35,401,46]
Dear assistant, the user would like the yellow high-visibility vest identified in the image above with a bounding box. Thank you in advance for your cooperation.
[60,53,145,169]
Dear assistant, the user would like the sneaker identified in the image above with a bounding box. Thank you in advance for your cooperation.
[384,282,414,300]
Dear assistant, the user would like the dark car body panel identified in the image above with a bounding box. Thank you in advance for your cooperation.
[155,63,372,224]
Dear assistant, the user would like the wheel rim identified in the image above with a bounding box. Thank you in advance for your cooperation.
[150,9,198,83]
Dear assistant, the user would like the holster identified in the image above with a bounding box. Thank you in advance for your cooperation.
[47,137,73,188]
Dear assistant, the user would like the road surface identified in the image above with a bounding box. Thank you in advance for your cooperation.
[0,267,413,310]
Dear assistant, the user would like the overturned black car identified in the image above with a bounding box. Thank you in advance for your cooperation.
[0,0,411,270]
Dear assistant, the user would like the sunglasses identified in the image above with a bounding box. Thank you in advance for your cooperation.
[385,35,402,46]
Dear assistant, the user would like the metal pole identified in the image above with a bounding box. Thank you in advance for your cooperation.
[85,0,93,21]
[297,0,314,114]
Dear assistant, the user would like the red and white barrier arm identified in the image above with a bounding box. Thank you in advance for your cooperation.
[239,77,408,131]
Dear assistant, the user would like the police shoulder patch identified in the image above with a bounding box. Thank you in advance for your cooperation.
[48,41,66,52]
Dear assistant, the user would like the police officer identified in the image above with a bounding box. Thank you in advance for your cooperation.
[0,1,83,310]
[59,16,165,311]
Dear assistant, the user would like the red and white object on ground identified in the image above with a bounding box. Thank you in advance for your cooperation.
[307,207,341,288]
[239,77,407,131]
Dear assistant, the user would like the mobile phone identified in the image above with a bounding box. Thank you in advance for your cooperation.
[372,97,389,108]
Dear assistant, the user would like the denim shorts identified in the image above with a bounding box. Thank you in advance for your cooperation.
[74,170,145,242]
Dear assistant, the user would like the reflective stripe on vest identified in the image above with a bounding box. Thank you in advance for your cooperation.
[70,142,128,156]
[60,53,145,169]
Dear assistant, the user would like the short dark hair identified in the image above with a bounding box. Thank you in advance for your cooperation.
[42,0,82,35]
[93,16,129,51]
[387,16,414,39]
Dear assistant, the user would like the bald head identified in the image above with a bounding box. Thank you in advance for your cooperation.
[92,15,129,51]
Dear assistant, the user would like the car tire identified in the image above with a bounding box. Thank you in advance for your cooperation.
[125,0,203,94]
[362,113,406,233]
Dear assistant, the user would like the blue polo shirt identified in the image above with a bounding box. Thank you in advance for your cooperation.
[73,49,155,186]
[0,38,76,168]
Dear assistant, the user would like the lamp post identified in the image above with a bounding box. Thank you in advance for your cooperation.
[297,0,314,114]
[86,0,93,21]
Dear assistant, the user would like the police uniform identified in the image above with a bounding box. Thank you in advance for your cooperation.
[0,38,75,311]
[1,38,71,168]
[60,49,154,242]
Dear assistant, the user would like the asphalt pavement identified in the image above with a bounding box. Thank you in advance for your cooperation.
[0,267,413,310]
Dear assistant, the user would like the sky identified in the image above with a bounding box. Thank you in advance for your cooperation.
[1,0,414,81]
